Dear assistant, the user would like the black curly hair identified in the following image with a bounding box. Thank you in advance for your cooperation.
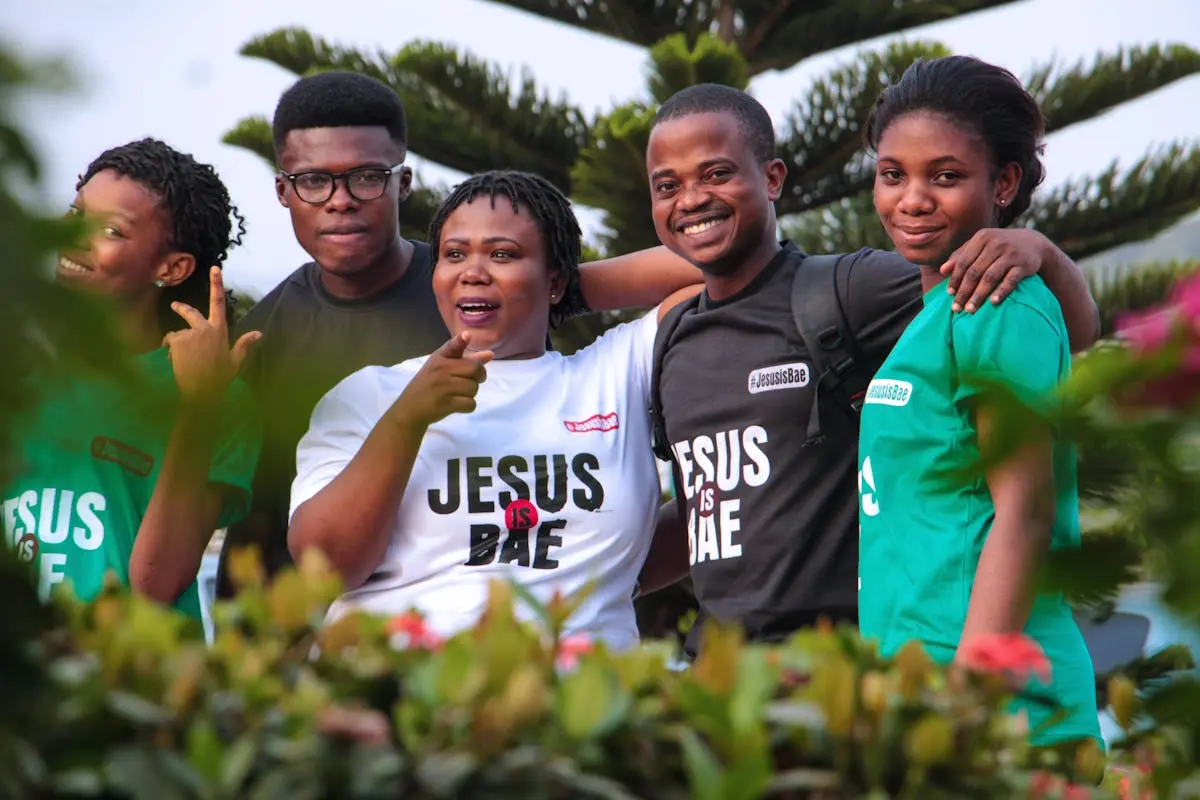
[272,71,407,156]
[864,55,1046,227]
[77,138,246,334]
[427,170,588,328]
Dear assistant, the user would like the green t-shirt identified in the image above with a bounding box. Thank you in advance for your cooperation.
[857,276,1100,746]
[2,348,261,619]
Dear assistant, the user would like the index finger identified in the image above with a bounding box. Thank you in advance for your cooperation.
[436,331,470,359]
[208,266,226,325]
[940,231,987,291]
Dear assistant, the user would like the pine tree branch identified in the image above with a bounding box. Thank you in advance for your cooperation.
[745,0,1021,75]
[775,40,950,217]
[230,28,587,191]
[1088,260,1200,337]
[1027,44,1200,134]
[222,115,275,169]
[569,103,660,253]
[1024,143,1200,261]
[779,191,891,256]
[479,0,1021,76]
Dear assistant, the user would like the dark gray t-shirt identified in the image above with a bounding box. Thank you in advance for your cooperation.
[222,242,449,584]
[657,242,921,655]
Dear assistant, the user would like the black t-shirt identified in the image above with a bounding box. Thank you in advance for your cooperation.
[657,242,921,656]
[222,242,449,585]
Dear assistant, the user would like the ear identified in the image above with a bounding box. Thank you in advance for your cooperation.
[158,251,196,288]
[396,165,413,204]
[764,158,788,202]
[547,267,569,308]
[275,175,290,208]
[995,162,1022,208]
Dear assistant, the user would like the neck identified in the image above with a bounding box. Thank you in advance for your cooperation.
[319,237,414,301]
[919,265,946,294]
[703,236,781,303]
[122,294,165,354]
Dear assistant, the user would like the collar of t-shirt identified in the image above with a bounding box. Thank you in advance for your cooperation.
[698,240,800,312]
[307,241,431,310]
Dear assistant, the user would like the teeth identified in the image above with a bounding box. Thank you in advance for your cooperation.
[59,257,90,273]
[460,304,497,314]
[682,218,725,235]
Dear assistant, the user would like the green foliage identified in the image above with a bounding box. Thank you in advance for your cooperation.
[0,548,1119,799]
[1089,260,1200,337]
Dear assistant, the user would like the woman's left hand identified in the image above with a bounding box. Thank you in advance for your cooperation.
[939,228,1049,313]
[163,266,260,402]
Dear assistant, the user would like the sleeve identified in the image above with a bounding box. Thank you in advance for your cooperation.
[209,379,265,528]
[579,307,660,406]
[287,367,399,523]
[838,248,924,365]
[951,293,1068,411]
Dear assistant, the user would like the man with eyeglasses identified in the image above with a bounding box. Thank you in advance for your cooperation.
[215,72,450,597]
[217,71,702,597]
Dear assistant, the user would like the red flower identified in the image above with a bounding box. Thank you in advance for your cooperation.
[1116,274,1200,409]
[555,634,593,670]
[387,610,443,650]
[957,633,1051,687]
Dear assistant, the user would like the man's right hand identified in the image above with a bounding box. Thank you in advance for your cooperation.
[391,332,494,431]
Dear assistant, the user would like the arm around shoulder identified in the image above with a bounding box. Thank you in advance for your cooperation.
[580,246,704,313]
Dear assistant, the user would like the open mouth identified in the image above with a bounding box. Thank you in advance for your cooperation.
[59,256,92,273]
[457,301,499,318]
[677,215,731,237]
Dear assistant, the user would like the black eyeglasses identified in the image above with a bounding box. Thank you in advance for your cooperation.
[279,163,406,204]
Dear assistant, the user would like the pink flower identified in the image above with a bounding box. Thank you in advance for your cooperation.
[1116,274,1200,409]
[555,634,593,670]
[957,633,1051,687]
[387,610,443,651]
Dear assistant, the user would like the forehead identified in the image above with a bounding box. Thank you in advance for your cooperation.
[441,196,542,243]
[76,170,163,223]
[876,112,987,163]
[277,126,404,172]
[646,111,755,174]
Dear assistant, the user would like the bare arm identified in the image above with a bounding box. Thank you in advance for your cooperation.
[956,406,1056,654]
[289,415,425,590]
[638,495,690,595]
[1035,239,1100,354]
[129,400,225,603]
[579,246,703,313]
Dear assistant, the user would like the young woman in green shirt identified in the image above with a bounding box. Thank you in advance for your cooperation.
[3,139,261,619]
[856,56,1101,746]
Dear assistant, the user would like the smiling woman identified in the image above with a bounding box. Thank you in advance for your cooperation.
[286,170,698,650]
[2,138,262,620]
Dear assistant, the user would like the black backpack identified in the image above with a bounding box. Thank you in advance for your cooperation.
[649,251,871,462]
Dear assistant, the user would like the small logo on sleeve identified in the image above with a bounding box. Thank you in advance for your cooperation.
[863,379,913,407]
[563,412,620,433]
[747,362,809,394]
[91,437,155,477]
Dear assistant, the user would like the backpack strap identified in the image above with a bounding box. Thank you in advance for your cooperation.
[791,252,870,447]
[650,296,701,462]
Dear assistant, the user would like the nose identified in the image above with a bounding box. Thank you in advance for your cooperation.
[677,179,713,212]
[459,254,492,284]
[896,180,935,216]
[324,177,359,212]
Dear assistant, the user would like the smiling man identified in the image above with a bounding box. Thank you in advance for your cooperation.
[636,83,1100,659]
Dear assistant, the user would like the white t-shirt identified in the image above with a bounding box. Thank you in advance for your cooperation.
[290,311,662,651]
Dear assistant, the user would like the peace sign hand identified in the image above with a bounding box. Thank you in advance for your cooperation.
[162,266,261,402]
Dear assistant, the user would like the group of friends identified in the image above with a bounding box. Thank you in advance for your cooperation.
[5,53,1106,748]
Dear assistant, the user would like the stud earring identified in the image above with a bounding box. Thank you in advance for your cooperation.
[153,279,166,288]
[997,199,1008,206]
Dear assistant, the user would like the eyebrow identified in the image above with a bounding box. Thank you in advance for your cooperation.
[650,157,736,182]
[72,202,139,225]
[877,155,968,167]
[442,236,522,247]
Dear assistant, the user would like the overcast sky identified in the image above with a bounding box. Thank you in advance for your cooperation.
[3,0,1198,297]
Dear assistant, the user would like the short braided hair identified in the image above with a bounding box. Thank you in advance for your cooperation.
[428,170,587,327]
[77,138,246,334]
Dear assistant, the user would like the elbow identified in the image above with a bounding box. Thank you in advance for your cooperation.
[288,509,370,590]
[129,562,193,607]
